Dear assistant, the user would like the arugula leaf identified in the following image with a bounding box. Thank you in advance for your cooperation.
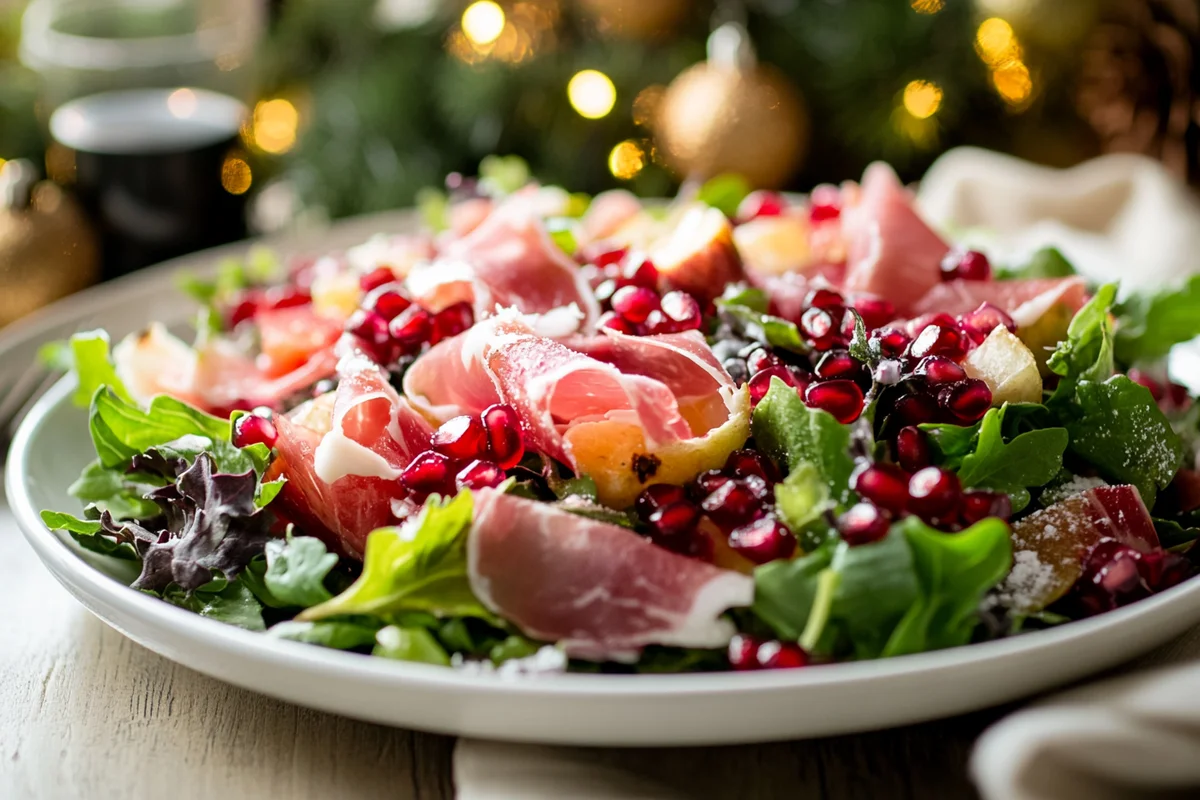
[773,462,835,536]
[373,625,451,665]
[268,620,381,650]
[696,174,751,218]
[956,406,1068,512]
[161,579,265,632]
[1047,283,1116,385]
[717,301,808,353]
[847,311,873,366]
[1115,272,1200,364]
[299,492,488,622]
[68,460,163,520]
[882,517,1011,656]
[89,388,230,469]
[1056,376,1184,507]
[918,421,981,471]
[41,510,140,560]
[995,247,1076,280]
[262,535,337,608]
[752,378,855,503]
[69,331,131,407]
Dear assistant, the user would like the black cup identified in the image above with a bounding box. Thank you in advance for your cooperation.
[50,87,250,279]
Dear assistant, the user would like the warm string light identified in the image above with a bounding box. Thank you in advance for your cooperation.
[608,140,645,179]
[902,80,943,119]
[462,1,505,46]
[567,69,616,119]
[911,0,943,13]
[447,1,558,66]
[975,17,1034,109]
[221,154,252,195]
[250,99,299,155]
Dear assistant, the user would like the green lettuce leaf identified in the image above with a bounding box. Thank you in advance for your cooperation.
[1115,272,1200,364]
[752,378,855,504]
[1056,376,1184,507]
[882,516,1011,656]
[261,535,337,608]
[89,388,231,470]
[40,509,139,560]
[955,406,1069,511]
[299,492,487,622]
[268,620,382,650]
[825,531,920,659]
[774,462,836,536]
[160,579,265,632]
[995,247,1076,281]
[751,542,834,642]
[68,460,163,520]
[373,625,451,665]
[696,174,751,218]
[69,330,131,407]
[717,301,808,354]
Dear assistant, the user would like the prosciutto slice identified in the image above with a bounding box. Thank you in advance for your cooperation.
[469,489,753,659]
[268,341,434,557]
[405,199,600,333]
[910,276,1088,327]
[842,162,950,315]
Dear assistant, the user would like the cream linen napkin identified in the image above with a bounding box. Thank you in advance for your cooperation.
[453,149,1200,798]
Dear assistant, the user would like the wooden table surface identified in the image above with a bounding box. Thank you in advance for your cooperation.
[4,495,1198,800]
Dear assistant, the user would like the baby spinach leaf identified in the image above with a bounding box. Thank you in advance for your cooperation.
[261,535,338,608]
[161,579,265,632]
[752,542,835,641]
[752,378,855,504]
[1115,272,1200,364]
[956,406,1068,511]
[1047,283,1116,386]
[299,492,488,622]
[882,517,1012,656]
[826,531,920,659]
[373,625,452,665]
[1056,376,1183,507]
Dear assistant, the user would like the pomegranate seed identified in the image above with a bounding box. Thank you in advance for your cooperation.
[345,309,393,361]
[1128,368,1165,401]
[693,469,731,496]
[585,245,628,269]
[482,404,524,469]
[960,302,1016,344]
[852,463,910,514]
[701,476,769,527]
[851,295,896,330]
[359,266,395,292]
[729,517,797,564]
[728,634,762,670]
[906,313,957,339]
[756,640,809,669]
[1168,382,1191,409]
[621,254,659,289]
[229,297,260,327]
[1137,550,1193,591]
[725,449,779,484]
[940,379,993,423]
[838,502,892,546]
[389,306,433,352]
[611,285,660,324]
[748,365,798,405]
[871,327,910,358]
[635,484,689,518]
[595,278,620,305]
[456,459,505,490]
[432,302,475,343]
[804,380,865,424]
[914,356,967,383]
[941,249,992,281]
[800,307,836,343]
[908,467,962,522]
[656,291,703,332]
[598,310,636,334]
[895,392,939,425]
[365,287,411,321]
[737,190,787,222]
[401,450,455,495]
[232,412,277,449]
[960,490,1012,524]
[809,203,841,224]
[432,415,490,460]
[1091,545,1144,598]
[815,350,862,380]
[910,324,966,360]
[805,288,845,311]
[649,501,701,538]
[896,426,931,472]
[745,347,782,374]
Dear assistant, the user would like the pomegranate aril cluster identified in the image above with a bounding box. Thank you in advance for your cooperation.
[587,249,705,336]
[400,403,524,498]
[1071,538,1194,616]
[345,281,475,367]
[728,633,809,670]
[633,449,795,565]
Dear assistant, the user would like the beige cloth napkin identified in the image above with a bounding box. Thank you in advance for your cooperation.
[453,149,1200,798]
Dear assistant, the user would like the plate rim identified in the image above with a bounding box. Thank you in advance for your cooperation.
[11,375,1200,701]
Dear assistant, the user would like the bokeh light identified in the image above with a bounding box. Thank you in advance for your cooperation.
[252,99,299,155]
[221,155,252,195]
[992,60,1034,107]
[462,1,506,46]
[608,140,645,179]
[632,84,665,128]
[976,18,1020,66]
[568,70,616,119]
[167,88,197,119]
[903,80,943,119]
[911,0,943,13]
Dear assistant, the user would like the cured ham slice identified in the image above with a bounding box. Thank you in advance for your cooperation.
[403,313,750,507]
[910,276,1088,328]
[842,162,950,315]
[256,305,343,378]
[267,342,434,558]
[469,489,754,659]
[578,189,643,244]
[406,200,600,332]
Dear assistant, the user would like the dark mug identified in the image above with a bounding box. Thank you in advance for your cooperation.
[49,87,250,279]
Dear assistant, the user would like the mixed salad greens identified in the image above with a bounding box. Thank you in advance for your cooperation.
[36,158,1200,675]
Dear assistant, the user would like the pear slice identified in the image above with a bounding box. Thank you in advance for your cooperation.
[732,215,812,276]
[963,325,1043,405]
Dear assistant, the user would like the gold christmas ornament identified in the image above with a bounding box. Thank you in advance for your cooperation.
[0,160,98,327]
[655,23,807,189]
[576,0,688,40]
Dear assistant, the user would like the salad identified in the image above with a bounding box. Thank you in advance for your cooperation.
[40,157,1200,674]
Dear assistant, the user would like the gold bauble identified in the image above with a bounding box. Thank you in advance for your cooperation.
[576,0,689,40]
[656,61,808,189]
[0,162,98,327]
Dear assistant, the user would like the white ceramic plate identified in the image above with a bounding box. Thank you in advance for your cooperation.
[7,217,1200,746]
